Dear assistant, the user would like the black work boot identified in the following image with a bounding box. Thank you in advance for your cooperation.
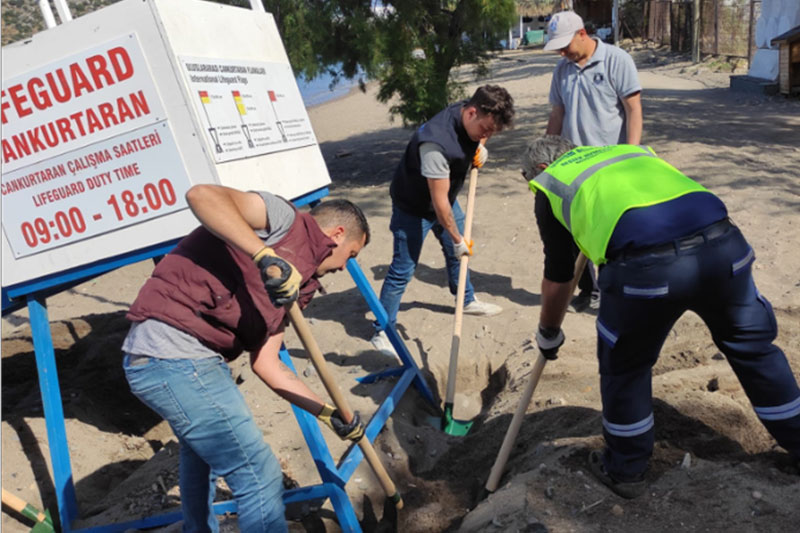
[588,450,646,499]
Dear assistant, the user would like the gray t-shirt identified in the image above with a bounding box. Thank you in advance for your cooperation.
[419,142,450,179]
[549,38,641,146]
[122,191,296,359]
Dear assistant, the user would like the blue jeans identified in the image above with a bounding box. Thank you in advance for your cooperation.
[595,223,800,480]
[377,201,475,331]
[123,354,287,533]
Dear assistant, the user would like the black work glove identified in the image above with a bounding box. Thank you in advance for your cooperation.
[252,246,302,307]
[317,404,365,442]
[536,324,565,360]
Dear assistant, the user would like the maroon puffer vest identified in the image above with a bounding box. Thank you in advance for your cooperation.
[126,209,334,359]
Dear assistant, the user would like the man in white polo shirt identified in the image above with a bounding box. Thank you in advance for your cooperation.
[544,10,643,312]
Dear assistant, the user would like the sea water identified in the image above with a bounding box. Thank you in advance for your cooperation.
[296,70,362,108]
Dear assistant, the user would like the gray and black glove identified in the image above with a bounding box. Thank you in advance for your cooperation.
[317,404,365,442]
[536,324,565,360]
[252,246,302,307]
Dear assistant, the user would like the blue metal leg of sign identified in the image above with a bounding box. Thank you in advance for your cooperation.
[28,294,79,532]
[337,364,415,481]
[346,257,436,406]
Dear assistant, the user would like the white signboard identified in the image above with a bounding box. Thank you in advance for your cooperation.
[1,34,192,258]
[2,122,191,257]
[180,56,317,162]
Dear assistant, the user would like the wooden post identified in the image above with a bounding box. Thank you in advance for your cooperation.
[747,0,755,70]
[714,0,719,56]
[692,0,701,63]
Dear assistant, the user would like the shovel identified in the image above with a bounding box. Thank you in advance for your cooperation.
[287,303,403,509]
[1,489,55,533]
[483,252,588,494]
[441,166,479,436]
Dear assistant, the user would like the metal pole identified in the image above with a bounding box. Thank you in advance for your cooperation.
[613,0,620,44]
[37,0,57,29]
[52,0,73,23]
[249,0,265,12]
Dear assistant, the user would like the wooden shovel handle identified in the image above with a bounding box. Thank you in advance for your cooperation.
[287,303,403,509]
[1,488,50,525]
[485,253,588,492]
[2,489,29,515]
[444,167,479,406]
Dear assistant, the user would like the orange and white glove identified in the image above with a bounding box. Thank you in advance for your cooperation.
[454,238,474,257]
[473,144,488,168]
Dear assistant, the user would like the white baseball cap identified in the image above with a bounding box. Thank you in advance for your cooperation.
[544,11,584,51]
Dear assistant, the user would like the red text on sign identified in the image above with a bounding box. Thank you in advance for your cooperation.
[1,46,134,125]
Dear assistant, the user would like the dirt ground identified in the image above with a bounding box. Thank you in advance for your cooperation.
[3,42,800,532]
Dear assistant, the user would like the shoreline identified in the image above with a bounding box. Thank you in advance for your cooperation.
[304,81,366,110]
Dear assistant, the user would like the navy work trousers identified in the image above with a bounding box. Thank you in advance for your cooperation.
[595,222,800,480]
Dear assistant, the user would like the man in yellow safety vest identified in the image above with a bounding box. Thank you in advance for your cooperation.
[522,135,800,498]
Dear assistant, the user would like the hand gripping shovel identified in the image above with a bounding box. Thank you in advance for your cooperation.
[287,303,403,509]
[442,167,479,436]
[483,252,588,494]
[1,489,55,533]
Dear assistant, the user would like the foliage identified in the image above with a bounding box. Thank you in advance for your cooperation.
[263,0,517,126]
[370,1,517,125]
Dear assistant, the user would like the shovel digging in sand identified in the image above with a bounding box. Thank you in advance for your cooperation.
[441,167,480,436]
[479,253,588,499]
[287,303,403,511]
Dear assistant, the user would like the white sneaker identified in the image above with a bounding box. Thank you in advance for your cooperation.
[589,290,601,310]
[568,292,591,313]
[463,298,502,316]
[370,331,398,358]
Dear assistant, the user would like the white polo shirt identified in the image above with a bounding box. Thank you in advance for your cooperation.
[549,38,641,146]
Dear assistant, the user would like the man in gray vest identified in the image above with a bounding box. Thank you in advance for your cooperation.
[370,85,515,357]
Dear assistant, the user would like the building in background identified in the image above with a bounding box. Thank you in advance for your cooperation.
[749,0,800,81]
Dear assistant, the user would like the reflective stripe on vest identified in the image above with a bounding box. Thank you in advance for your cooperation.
[528,145,709,264]
[534,148,658,230]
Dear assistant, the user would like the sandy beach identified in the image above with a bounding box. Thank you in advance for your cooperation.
[3,43,800,532]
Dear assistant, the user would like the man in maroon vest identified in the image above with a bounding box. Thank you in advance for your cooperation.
[123,184,370,532]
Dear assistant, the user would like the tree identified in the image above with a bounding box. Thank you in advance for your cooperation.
[259,0,517,126]
[371,1,517,125]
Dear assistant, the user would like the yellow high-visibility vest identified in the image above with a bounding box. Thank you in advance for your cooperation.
[529,145,708,264]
